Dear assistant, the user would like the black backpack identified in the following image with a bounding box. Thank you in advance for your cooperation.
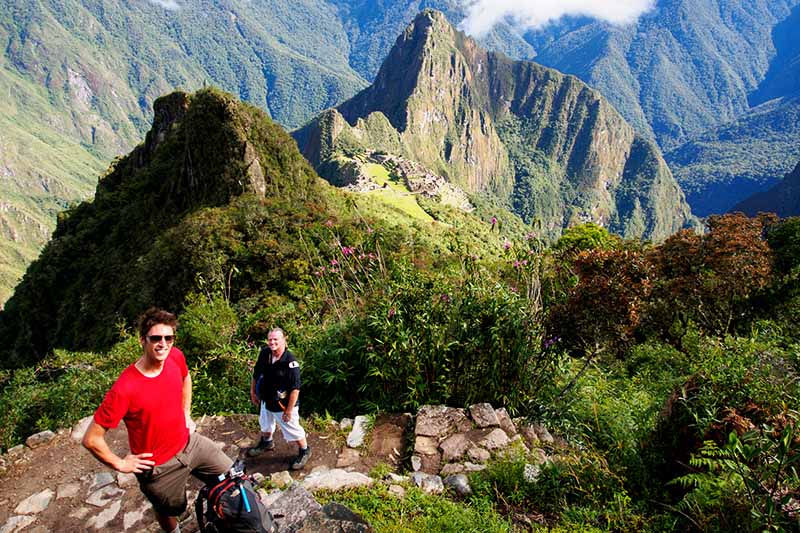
[195,460,278,533]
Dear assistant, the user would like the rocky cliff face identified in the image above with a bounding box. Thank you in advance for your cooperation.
[295,10,696,241]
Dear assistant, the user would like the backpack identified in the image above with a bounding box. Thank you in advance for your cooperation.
[195,460,278,533]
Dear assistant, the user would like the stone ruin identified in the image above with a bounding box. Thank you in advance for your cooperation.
[408,403,555,496]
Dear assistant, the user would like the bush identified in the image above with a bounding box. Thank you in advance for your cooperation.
[301,263,552,416]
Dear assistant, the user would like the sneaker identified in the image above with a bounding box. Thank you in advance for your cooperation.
[247,438,275,457]
[290,446,311,470]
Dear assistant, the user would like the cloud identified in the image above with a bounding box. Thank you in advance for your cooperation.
[458,0,655,36]
[146,0,181,10]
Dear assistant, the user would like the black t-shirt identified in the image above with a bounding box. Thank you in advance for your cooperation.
[252,347,301,412]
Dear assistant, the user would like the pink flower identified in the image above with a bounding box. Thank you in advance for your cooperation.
[388,307,396,318]
[341,246,355,256]
[491,216,497,226]
[503,239,511,250]
[330,259,339,266]
[325,219,334,228]
[368,253,377,260]
[513,261,521,268]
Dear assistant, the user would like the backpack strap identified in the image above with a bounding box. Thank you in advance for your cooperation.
[195,486,209,531]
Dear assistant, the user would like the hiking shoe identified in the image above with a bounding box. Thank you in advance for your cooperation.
[290,447,311,470]
[247,438,275,457]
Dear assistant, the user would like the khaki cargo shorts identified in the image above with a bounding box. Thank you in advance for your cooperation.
[136,432,232,516]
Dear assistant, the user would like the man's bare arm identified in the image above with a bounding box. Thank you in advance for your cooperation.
[182,373,196,433]
[82,421,154,473]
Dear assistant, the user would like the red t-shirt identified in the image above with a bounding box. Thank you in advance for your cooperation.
[94,347,190,466]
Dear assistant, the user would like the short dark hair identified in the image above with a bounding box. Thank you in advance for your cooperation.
[137,308,178,338]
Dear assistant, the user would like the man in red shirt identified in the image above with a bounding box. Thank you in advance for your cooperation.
[83,308,232,533]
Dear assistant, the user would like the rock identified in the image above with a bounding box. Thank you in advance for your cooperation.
[27,526,49,533]
[267,485,323,532]
[89,472,116,492]
[413,436,439,456]
[439,463,465,476]
[14,489,54,514]
[410,472,444,494]
[69,508,90,519]
[347,416,369,448]
[443,474,472,496]
[467,447,491,463]
[388,485,406,498]
[86,500,121,529]
[123,507,147,530]
[495,408,517,436]
[7,445,24,456]
[252,472,266,485]
[336,448,360,468]
[0,457,7,475]
[419,452,442,475]
[0,516,36,533]
[469,403,500,428]
[384,473,408,484]
[86,485,124,507]
[530,448,548,465]
[116,472,137,488]
[25,430,56,449]
[71,415,94,442]
[478,428,510,450]
[300,468,373,493]
[410,456,422,472]
[297,502,374,532]
[271,470,294,488]
[339,418,354,431]
[532,423,554,445]
[463,462,487,472]
[415,405,471,439]
[259,488,282,508]
[439,433,471,462]
[56,482,81,499]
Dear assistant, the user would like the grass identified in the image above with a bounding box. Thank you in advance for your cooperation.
[316,485,514,532]
[362,163,434,223]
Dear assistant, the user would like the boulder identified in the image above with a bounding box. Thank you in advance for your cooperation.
[336,448,361,468]
[478,428,510,450]
[25,430,56,449]
[415,405,471,438]
[495,408,517,436]
[267,485,322,533]
[300,468,373,493]
[14,489,54,515]
[410,472,444,494]
[469,403,500,428]
[347,416,369,448]
[439,433,471,462]
[297,502,373,532]
[443,474,472,497]
[71,415,94,442]
[86,500,122,530]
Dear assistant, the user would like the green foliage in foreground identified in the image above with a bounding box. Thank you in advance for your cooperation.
[316,485,514,533]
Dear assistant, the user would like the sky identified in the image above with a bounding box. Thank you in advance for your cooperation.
[458,0,656,36]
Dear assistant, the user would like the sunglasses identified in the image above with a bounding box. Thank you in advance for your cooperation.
[146,335,175,343]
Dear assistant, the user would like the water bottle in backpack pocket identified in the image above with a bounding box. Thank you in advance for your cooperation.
[195,460,278,532]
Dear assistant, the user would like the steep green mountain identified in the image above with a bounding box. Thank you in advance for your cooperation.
[665,96,800,215]
[521,0,800,215]
[0,88,331,367]
[732,160,800,217]
[295,10,696,241]
[0,0,367,305]
[0,86,526,368]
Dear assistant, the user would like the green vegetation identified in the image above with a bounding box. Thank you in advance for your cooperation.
[2,86,800,531]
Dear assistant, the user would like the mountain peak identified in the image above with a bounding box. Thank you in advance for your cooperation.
[297,10,697,241]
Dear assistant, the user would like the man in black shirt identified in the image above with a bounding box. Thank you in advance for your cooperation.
[248,328,310,469]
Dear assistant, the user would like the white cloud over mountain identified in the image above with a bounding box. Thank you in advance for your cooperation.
[458,0,655,36]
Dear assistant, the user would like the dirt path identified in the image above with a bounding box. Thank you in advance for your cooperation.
[0,413,408,532]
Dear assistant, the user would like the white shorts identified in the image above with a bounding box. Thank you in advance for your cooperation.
[259,402,306,442]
